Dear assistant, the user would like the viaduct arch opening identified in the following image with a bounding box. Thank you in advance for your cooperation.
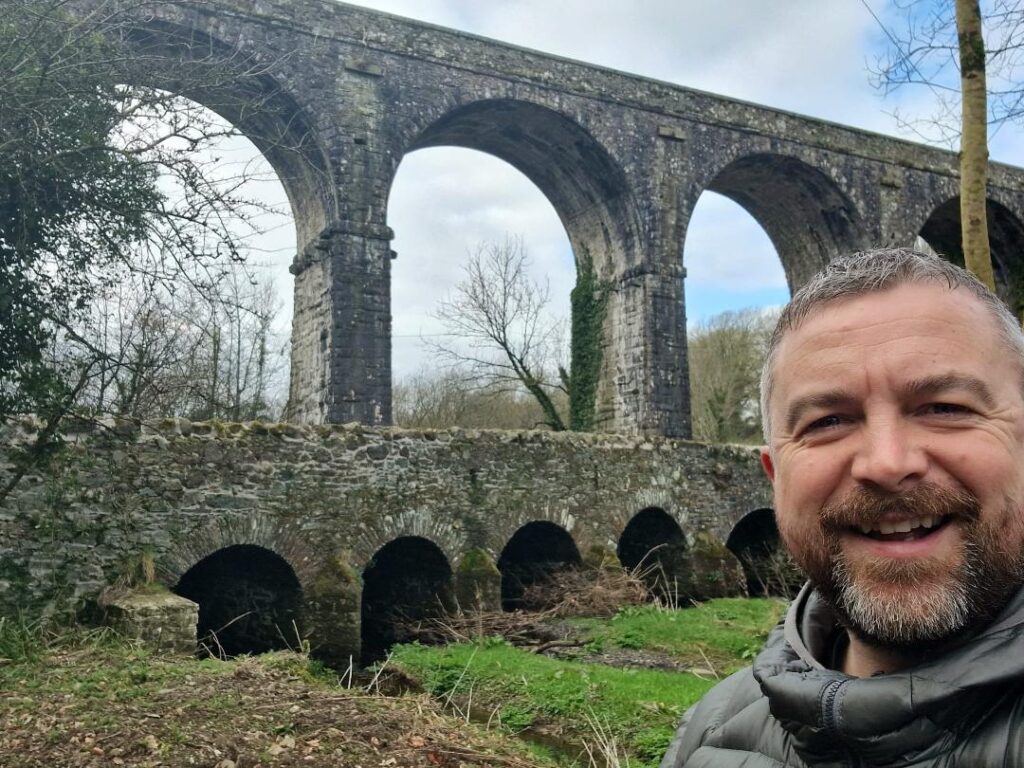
[498,521,582,611]
[121,20,331,249]
[918,196,1024,314]
[403,99,642,278]
[617,507,688,600]
[702,153,867,291]
[682,191,787,444]
[174,544,302,657]
[360,536,454,664]
[387,145,574,417]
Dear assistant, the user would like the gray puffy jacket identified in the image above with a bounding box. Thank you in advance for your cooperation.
[663,584,1024,767]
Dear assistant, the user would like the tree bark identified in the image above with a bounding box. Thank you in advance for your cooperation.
[956,0,994,290]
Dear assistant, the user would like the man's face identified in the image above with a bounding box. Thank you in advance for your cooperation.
[762,283,1024,648]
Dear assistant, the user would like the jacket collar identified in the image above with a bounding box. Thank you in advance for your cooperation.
[752,582,1024,763]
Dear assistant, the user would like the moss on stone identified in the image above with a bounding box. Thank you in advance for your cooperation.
[306,553,362,666]
[674,532,746,602]
[583,543,621,571]
[455,547,501,612]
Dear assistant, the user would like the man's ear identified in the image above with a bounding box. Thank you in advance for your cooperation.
[760,446,776,484]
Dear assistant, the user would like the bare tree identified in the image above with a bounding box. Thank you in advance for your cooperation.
[870,0,1024,287]
[431,237,569,431]
[393,369,563,430]
[75,263,288,421]
[1,0,298,500]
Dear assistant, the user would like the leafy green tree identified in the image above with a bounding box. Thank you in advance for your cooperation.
[687,308,778,444]
[0,5,158,419]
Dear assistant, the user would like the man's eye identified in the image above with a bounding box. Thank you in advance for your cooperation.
[804,414,846,432]
[923,403,971,416]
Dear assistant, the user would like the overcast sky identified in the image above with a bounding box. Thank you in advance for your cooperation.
[231,0,1024,382]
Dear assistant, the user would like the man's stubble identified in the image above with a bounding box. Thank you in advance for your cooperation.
[781,482,1024,650]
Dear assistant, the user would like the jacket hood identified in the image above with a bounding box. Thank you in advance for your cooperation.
[752,582,1024,765]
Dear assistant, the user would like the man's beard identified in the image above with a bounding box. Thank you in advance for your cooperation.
[786,483,1024,651]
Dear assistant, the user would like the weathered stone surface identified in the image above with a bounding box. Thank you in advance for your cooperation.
[454,548,502,613]
[101,590,198,653]
[65,0,1024,438]
[0,418,770,649]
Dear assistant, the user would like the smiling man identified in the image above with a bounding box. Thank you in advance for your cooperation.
[667,248,1024,767]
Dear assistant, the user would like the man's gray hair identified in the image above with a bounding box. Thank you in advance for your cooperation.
[759,247,1024,442]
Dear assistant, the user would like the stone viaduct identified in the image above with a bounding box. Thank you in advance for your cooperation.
[69,0,1024,438]
[22,0,1024,663]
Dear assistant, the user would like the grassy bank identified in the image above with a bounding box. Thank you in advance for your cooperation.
[0,617,554,768]
[390,598,786,767]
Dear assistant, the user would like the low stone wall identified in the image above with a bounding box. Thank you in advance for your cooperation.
[0,418,771,659]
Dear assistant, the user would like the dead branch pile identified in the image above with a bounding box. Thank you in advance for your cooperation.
[521,565,649,617]
[398,566,650,651]
[401,607,562,648]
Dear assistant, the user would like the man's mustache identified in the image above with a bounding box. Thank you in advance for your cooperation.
[820,482,981,530]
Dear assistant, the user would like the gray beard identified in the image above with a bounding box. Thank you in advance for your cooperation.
[829,542,977,648]
[823,525,1021,651]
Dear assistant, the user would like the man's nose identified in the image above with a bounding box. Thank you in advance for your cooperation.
[850,416,927,492]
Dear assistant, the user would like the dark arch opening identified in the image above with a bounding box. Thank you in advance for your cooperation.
[617,507,688,600]
[403,98,642,276]
[918,196,1024,315]
[497,521,582,611]
[704,153,867,290]
[360,536,454,664]
[174,544,302,657]
[725,508,800,597]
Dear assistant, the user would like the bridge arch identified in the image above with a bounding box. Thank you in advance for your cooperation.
[498,521,582,611]
[94,12,334,249]
[173,544,302,657]
[617,506,687,598]
[917,195,1024,313]
[691,152,869,291]
[360,536,454,663]
[397,98,643,277]
[725,508,801,597]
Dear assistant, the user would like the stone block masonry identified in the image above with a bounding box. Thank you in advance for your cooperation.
[0,418,770,660]
[66,0,1024,437]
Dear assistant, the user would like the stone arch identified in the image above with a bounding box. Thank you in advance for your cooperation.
[694,153,869,290]
[617,506,687,599]
[726,508,799,597]
[397,98,643,277]
[173,544,302,657]
[360,536,454,664]
[104,14,334,249]
[917,196,1024,313]
[497,521,582,611]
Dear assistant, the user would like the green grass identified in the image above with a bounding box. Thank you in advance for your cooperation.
[573,597,786,671]
[390,598,786,768]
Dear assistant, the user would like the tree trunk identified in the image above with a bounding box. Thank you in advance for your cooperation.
[956,0,994,290]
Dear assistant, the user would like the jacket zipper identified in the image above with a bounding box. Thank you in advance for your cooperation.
[820,679,846,734]
[820,679,861,767]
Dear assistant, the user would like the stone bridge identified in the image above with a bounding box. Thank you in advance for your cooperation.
[0,420,772,663]
[69,0,1024,437]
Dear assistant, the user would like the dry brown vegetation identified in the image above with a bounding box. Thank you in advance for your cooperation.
[0,642,550,768]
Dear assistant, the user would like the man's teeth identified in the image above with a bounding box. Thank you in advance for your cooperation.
[857,515,943,535]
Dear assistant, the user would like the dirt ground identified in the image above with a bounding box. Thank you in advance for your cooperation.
[0,645,550,768]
